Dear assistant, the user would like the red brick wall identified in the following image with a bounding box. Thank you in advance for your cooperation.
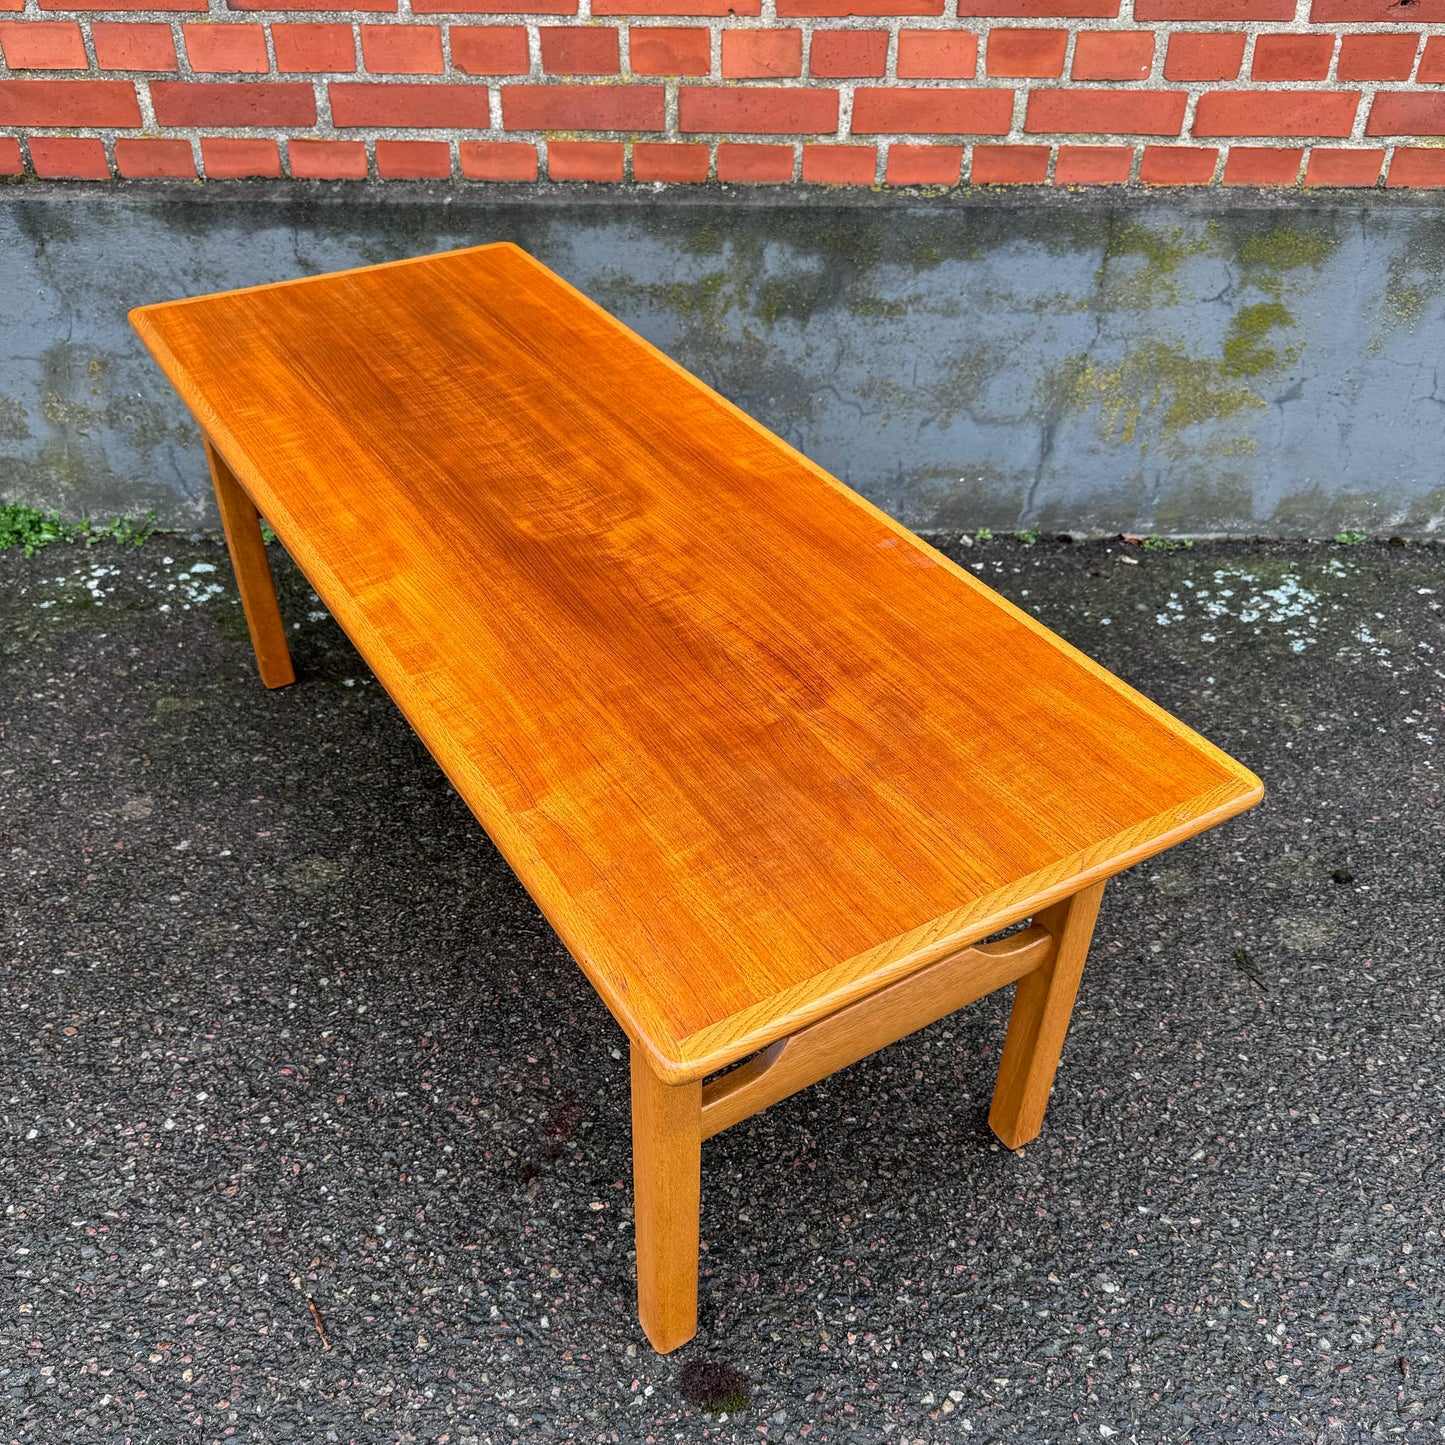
[1,3,1444,186]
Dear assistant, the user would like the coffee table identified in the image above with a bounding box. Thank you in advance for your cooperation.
[131,244,1263,1354]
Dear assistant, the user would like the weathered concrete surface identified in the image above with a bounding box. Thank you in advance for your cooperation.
[3,183,1445,536]
[1,533,1442,1440]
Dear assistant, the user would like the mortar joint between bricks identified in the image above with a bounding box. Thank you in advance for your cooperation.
[833,79,852,143]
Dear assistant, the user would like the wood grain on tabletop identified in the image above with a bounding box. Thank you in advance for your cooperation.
[130,243,1263,1081]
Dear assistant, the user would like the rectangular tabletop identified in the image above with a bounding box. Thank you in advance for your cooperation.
[131,244,1262,1082]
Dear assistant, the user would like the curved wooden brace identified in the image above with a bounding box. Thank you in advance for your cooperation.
[700,924,1054,1140]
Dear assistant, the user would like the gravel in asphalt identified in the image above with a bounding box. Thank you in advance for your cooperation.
[0,535,1441,1443]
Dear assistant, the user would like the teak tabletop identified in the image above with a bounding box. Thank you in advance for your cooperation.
[133,243,1263,1352]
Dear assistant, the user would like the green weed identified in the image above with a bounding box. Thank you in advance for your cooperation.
[0,503,160,557]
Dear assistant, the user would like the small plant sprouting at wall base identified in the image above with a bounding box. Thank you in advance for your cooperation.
[1334,530,1368,545]
[0,504,161,557]
[973,527,994,542]
[677,1357,751,1415]
[1142,536,1195,551]
[1014,529,1041,545]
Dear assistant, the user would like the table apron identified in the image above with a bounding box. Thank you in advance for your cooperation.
[699,923,1055,1140]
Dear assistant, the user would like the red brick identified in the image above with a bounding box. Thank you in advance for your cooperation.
[0,1,18,12]
[153,82,315,127]
[633,140,710,180]
[811,30,889,77]
[272,24,355,72]
[679,85,837,133]
[896,29,976,77]
[780,0,940,13]
[200,137,281,178]
[548,138,624,179]
[1221,144,1301,184]
[985,28,1066,78]
[1072,30,1153,79]
[289,138,368,179]
[183,24,269,74]
[1313,0,1445,18]
[595,0,753,14]
[1251,33,1333,81]
[229,0,391,11]
[1367,93,1445,135]
[1138,143,1217,184]
[1027,88,1184,135]
[801,141,875,181]
[40,0,203,12]
[1419,36,1445,81]
[886,142,961,185]
[1194,90,1358,137]
[92,22,177,70]
[852,86,1011,134]
[332,81,491,128]
[970,141,1048,182]
[1304,147,1383,187]
[629,27,709,75]
[115,137,195,176]
[361,24,444,74]
[1336,33,1416,81]
[722,30,801,76]
[1135,0,1288,15]
[376,139,451,176]
[716,140,793,180]
[29,136,109,179]
[0,20,86,69]
[0,138,21,175]
[452,26,528,75]
[504,83,665,130]
[1054,143,1131,184]
[541,26,620,74]
[0,80,142,127]
[960,0,1114,15]
[1388,148,1445,187]
[416,0,567,10]
[460,139,537,178]
[1163,32,1243,80]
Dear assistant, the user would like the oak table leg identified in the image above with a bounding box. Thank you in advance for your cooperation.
[989,881,1106,1150]
[630,1046,703,1353]
[202,434,296,690]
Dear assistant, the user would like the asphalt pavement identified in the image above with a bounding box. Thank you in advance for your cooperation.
[1,534,1441,1443]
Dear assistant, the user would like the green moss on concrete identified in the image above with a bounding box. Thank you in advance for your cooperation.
[1377,223,1445,338]
[1237,228,1336,272]
[1222,302,1298,377]
[1236,226,1338,300]
[845,294,909,320]
[1094,221,1217,310]
[0,397,30,442]
[1045,340,1266,450]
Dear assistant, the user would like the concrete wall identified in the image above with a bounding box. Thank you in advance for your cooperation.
[3,181,1443,536]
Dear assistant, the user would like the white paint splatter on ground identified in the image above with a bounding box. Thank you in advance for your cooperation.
[14,552,332,622]
[1155,566,1328,654]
